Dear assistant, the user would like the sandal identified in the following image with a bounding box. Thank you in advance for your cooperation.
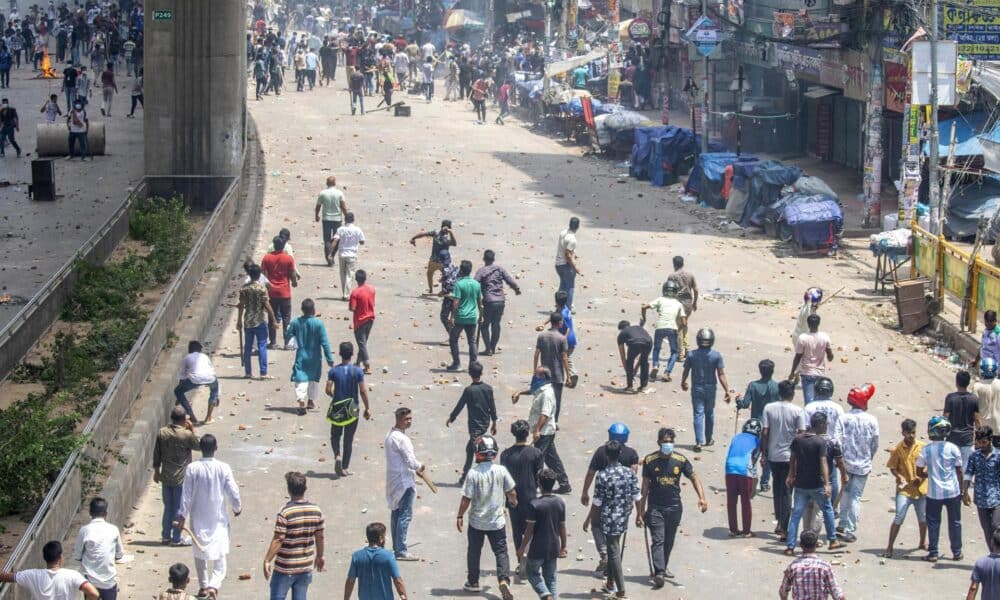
[783,548,795,556]
[922,554,939,562]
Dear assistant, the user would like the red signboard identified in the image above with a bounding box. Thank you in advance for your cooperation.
[884,61,909,113]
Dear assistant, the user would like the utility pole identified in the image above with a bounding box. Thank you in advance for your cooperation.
[700,0,709,152]
[929,0,942,234]
[736,65,744,156]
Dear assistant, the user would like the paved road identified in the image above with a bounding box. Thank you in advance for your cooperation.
[117,77,968,599]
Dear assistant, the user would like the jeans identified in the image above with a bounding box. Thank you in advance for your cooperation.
[0,68,9,88]
[926,496,962,557]
[624,342,651,388]
[64,86,76,108]
[591,510,607,559]
[691,385,717,445]
[338,255,357,298]
[365,71,374,94]
[321,220,341,259]
[0,127,19,155]
[960,445,974,471]
[129,94,144,115]
[977,505,1000,551]
[174,378,219,418]
[449,322,477,366]
[787,487,837,549]
[526,557,557,599]
[800,375,819,404]
[423,81,433,100]
[330,420,359,468]
[97,586,118,600]
[467,526,510,586]
[269,297,292,346]
[244,322,269,376]
[480,301,505,353]
[161,483,183,542]
[68,131,89,158]
[770,461,792,531]
[350,90,364,114]
[440,298,454,336]
[893,493,927,525]
[354,319,373,367]
[101,86,114,115]
[604,533,625,592]
[534,435,569,486]
[652,328,679,373]
[555,264,576,310]
[552,383,564,423]
[726,474,753,534]
[269,571,312,600]
[391,487,415,557]
[838,473,869,534]
[473,98,485,120]
[761,461,772,487]
[646,504,681,574]
[461,437,477,481]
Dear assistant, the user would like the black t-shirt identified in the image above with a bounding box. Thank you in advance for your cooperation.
[617,325,652,347]
[641,451,694,508]
[944,391,980,447]
[825,436,843,472]
[500,444,544,505]
[448,381,497,438]
[526,495,565,560]
[790,433,828,489]
[0,107,17,128]
[588,444,640,472]
[63,66,78,88]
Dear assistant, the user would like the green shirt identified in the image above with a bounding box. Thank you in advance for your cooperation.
[452,276,482,325]
[316,187,345,222]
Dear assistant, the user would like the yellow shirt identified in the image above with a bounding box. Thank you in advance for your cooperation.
[887,440,928,498]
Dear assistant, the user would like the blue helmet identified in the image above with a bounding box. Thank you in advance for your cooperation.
[928,416,952,441]
[804,287,824,305]
[608,423,630,443]
[983,358,999,379]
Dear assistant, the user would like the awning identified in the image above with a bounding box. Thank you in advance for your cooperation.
[803,86,839,99]
[545,49,608,77]
[620,18,633,37]
[974,63,1000,101]
[922,110,990,158]
[444,9,484,31]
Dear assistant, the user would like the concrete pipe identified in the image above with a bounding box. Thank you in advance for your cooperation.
[35,122,107,157]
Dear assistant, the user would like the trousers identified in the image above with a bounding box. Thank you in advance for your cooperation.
[769,461,792,531]
[354,319,373,367]
[338,255,357,297]
[391,487,415,556]
[646,504,682,574]
[194,556,227,590]
[624,342,651,388]
[449,322,477,366]
[467,526,510,585]
[243,322,269,376]
[604,533,625,592]
[534,435,568,486]
[330,420,359,468]
[480,301,505,353]
[926,495,962,557]
[725,474,753,534]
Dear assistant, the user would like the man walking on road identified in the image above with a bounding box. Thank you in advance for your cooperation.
[784,413,845,556]
[962,427,1000,550]
[586,441,641,598]
[641,280,685,382]
[638,428,709,586]
[262,472,325,599]
[0,97,20,157]
[237,263,276,379]
[534,312,570,422]
[331,212,365,300]
[680,328,732,452]
[837,385,880,542]
[666,256,698,357]
[262,236,298,348]
[945,370,980,469]
[326,342,371,477]
[175,435,242,599]
[975,359,1000,433]
[456,435,517,599]
[616,320,652,393]
[284,299,334,416]
[763,382,806,543]
[884,418,928,558]
[518,469,567,600]
[348,269,375,374]
[917,416,965,562]
[513,367,571,494]
[447,361,498,484]
[779,531,846,600]
[447,260,482,372]
[72,497,125,600]
[315,176,347,266]
[345,523,409,600]
[474,250,521,356]
[500,420,544,565]
[154,407,200,546]
[581,424,639,573]
[789,314,834,405]
[554,217,581,311]
[385,408,424,561]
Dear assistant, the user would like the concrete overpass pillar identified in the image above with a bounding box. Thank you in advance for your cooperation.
[144,0,246,177]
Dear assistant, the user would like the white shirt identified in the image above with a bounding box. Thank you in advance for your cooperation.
[393,52,409,72]
[839,408,880,476]
[917,440,963,500]
[803,400,845,443]
[72,518,124,590]
[528,384,557,435]
[647,296,684,330]
[976,378,1000,432]
[421,42,435,59]
[179,457,242,560]
[333,223,365,258]
[385,428,421,510]
[178,352,216,385]
[15,568,87,600]
[462,462,515,531]
[554,228,577,266]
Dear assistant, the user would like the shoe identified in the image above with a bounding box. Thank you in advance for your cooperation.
[306,401,316,410]
[446,363,461,371]
[760,483,771,492]
[396,553,420,561]
[160,538,171,545]
[953,553,964,561]
[923,554,939,562]
[171,537,193,547]
[837,532,856,543]
[554,484,572,495]
[783,548,795,556]
[595,558,607,573]
[836,526,845,534]
[463,582,482,592]
[100,108,105,115]
[297,406,306,416]
[827,540,846,551]
[663,568,674,579]
[705,439,715,447]
[499,581,513,600]
[335,458,343,475]
[569,374,579,388]
[650,367,659,380]
[693,445,702,453]
[652,574,665,589]
[663,374,672,382]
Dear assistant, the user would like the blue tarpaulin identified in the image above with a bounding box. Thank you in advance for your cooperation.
[741,160,803,226]
[630,126,701,186]
[945,176,1000,241]
[769,193,843,251]
[684,153,758,206]
[923,111,990,157]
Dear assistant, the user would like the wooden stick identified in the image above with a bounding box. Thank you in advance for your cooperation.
[817,286,846,308]
[417,469,439,494]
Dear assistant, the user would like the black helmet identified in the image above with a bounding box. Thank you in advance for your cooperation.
[815,377,834,398]
[474,435,499,462]
[928,416,952,441]
[663,280,680,297]
[742,418,763,437]
[695,328,715,348]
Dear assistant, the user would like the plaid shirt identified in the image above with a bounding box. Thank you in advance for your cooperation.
[779,554,844,600]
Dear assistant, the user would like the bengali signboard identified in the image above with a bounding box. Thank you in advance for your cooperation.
[944,1,1000,59]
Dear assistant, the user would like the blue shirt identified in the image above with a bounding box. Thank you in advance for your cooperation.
[683,348,724,388]
[348,546,400,600]
[725,432,760,476]
[985,327,1000,364]
[967,449,1000,508]
[560,306,577,348]
[328,363,365,403]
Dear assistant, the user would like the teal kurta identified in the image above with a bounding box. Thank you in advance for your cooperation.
[285,316,333,382]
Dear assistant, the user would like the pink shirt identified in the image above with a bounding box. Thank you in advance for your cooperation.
[795,331,831,377]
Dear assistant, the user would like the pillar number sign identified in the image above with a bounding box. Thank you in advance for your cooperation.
[153,9,173,21]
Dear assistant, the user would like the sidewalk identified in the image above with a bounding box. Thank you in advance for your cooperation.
[0,60,144,329]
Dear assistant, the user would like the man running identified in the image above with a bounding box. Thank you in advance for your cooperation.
[447,361,498,484]
[474,250,521,356]
[447,260,482,372]
[331,212,365,299]
[348,269,375,374]
[641,280,685,382]
[513,367,571,494]
[554,217,581,311]
[410,220,456,295]
[667,256,698,357]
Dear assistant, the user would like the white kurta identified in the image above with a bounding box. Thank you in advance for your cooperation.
[385,428,421,510]
[179,458,242,561]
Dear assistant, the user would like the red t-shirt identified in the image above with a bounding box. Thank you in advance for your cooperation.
[261,251,296,299]
[349,284,375,328]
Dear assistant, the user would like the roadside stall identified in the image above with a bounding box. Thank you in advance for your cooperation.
[764,193,844,255]
[684,153,759,209]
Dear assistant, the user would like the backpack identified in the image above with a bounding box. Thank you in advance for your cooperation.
[326,365,360,426]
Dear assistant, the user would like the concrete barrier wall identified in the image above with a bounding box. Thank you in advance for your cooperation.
[0,120,260,594]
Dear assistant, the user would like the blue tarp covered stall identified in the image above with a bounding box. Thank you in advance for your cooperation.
[944,176,1000,242]
[629,126,703,186]
[740,160,803,226]
[770,193,843,253]
[684,153,759,209]
[923,111,990,158]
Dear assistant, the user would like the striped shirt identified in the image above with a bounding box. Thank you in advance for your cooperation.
[274,500,325,575]
[916,440,963,500]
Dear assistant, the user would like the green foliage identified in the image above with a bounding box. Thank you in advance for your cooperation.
[37,332,99,392]
[62,256,151,322]
[81,318,147,371]
[130,196,194,282]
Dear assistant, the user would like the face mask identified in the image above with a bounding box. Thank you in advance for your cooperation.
[660,442,674,455]
[530,375,546,394]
